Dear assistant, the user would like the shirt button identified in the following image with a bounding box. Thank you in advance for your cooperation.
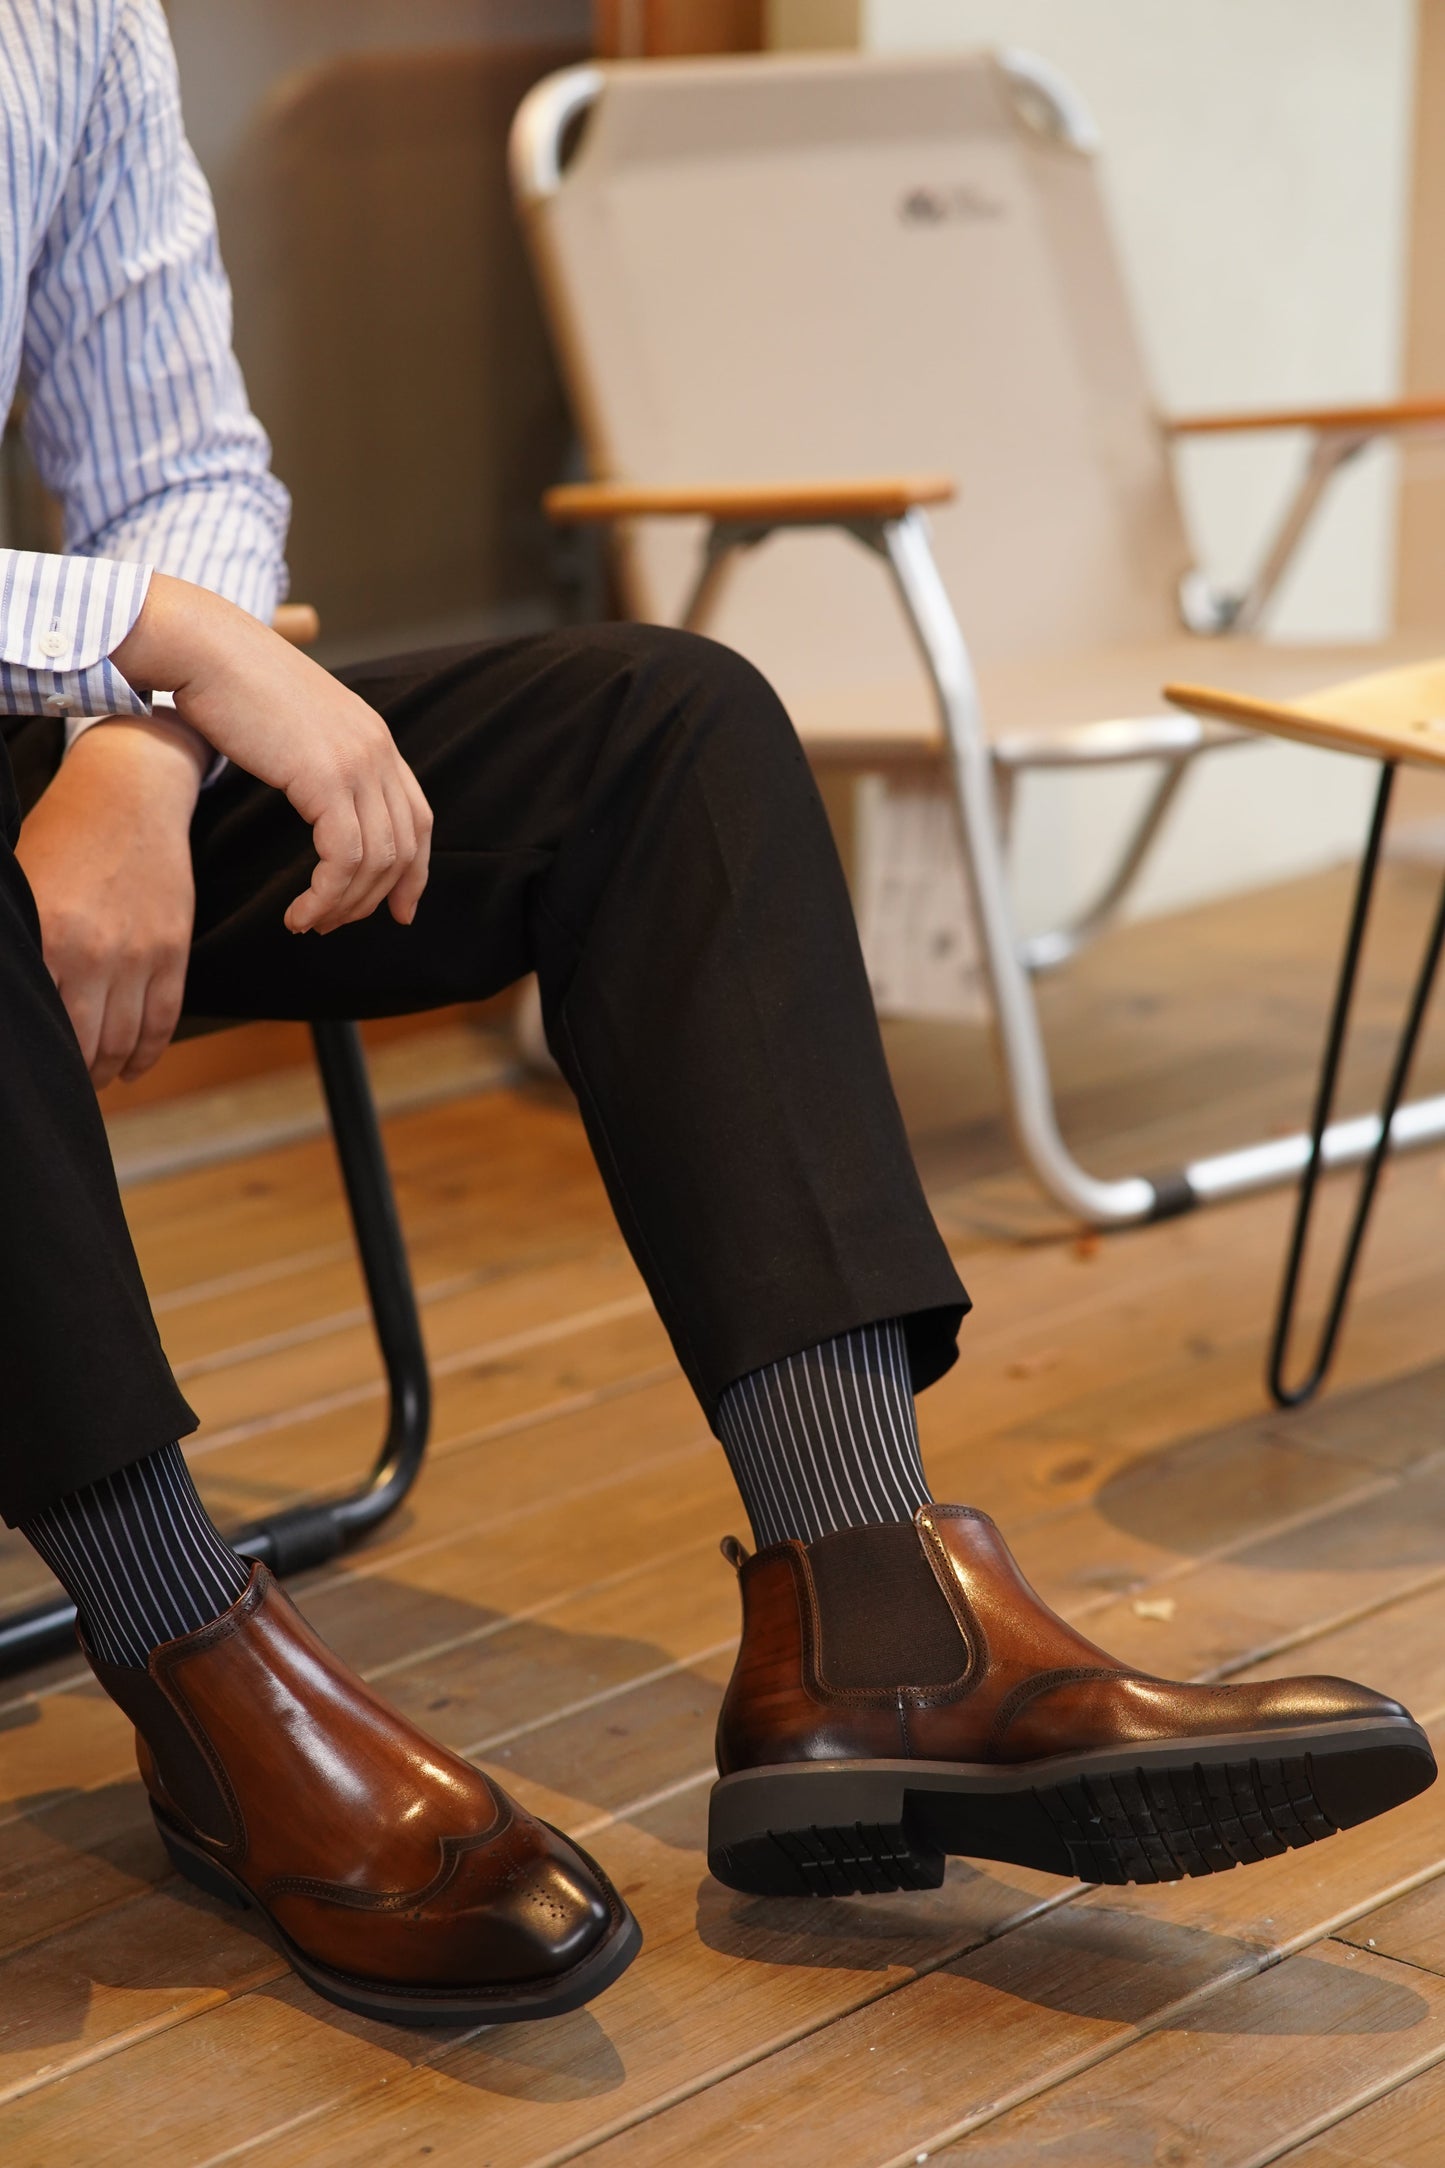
[38,629,68,657]
[44,694,76,716]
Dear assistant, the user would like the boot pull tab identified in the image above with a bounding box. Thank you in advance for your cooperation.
[719,1534,750,1572]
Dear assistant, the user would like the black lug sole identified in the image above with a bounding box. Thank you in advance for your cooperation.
[707,1717,1437,1897]
[155,1808,642,2025]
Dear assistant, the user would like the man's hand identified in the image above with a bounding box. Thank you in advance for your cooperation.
[113,575,433,937]
[17,717,204,1087]
[23,572,433,1086]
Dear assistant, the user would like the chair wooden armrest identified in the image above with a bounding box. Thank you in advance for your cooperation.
[543,475,956,525]
[1165,397,1445,438]
[1165,658,1445,772]
[273,603,321,646]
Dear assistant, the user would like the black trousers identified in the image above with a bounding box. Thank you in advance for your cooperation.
[0,625,967,1525]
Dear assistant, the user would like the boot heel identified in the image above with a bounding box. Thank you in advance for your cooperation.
[708,1765,945,1897]
[153,1811,251,1910]
[712,1817,945,1898]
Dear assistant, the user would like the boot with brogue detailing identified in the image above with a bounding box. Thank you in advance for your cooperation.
[707,1506,1436,1896]
[86,1564,640,2024]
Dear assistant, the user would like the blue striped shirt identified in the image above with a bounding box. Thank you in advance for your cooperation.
[0,0,289,747]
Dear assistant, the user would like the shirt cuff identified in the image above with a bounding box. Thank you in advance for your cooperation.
[0,551,153,721]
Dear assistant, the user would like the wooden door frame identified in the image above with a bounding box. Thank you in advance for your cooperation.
[1396,0,1445,628]
[593,1,765,58]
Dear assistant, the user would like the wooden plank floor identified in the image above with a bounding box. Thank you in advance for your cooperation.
[5,858,1445,2165]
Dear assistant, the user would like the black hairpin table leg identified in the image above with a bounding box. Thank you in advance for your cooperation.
[1270,761,1445,1407]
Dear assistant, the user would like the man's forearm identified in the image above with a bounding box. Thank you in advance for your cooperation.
[24,713,208,888]
[110,572,253,708]
[62,711,211,803]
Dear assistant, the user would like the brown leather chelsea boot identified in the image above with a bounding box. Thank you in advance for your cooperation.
[708,1506,1436,1896]
[85,1564,640,2024]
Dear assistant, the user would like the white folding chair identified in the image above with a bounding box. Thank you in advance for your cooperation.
[509,47,1445,1227]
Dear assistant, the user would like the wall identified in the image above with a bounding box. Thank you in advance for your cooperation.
[771,0,1419,927]
[167,2,589,172]
[166,2,591,655]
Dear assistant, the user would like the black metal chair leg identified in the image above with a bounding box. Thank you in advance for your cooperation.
[0,1020,431,1679]
[230,1019,432,1572]
[1270,763,1445,1407]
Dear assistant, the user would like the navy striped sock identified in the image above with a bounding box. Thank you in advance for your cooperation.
[21,1441,251,1667]
[716,1319,932,1549]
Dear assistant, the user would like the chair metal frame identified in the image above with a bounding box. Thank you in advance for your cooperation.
[515,57,1445,1230]
[0,1020,432,1680]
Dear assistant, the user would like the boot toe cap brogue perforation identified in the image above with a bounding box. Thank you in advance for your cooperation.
[708,1507,1437,1898]
[477,1842,617,1980]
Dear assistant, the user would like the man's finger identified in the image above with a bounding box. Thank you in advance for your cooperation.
[286,797,365,933]
[54,967,106,1076]
[353,775,411,923]
[123,962,186,1081]
[378,771,421,925]
[389,772,433,925]
[90,973,148,1091]
[316,779,402,931]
